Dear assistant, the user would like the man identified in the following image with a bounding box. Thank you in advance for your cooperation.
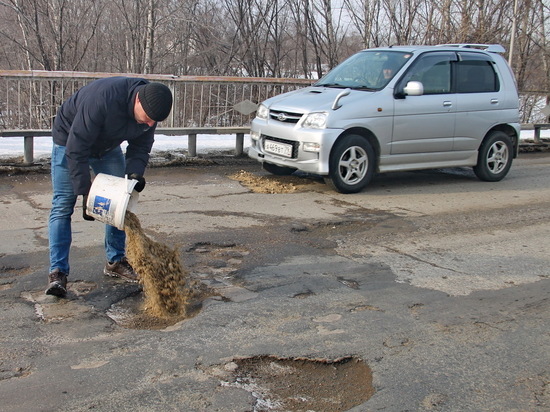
[46,77,173,297]
[383,66,394,79]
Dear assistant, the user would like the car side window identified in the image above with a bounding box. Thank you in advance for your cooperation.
[400,52,453,95]
[456,59,499,93]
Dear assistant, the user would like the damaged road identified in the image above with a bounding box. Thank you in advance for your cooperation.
[0,152,549,411]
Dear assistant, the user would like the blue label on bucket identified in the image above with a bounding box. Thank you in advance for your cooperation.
[92,196,111,217]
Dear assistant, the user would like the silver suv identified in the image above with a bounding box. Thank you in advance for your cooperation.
[248,44,520,193]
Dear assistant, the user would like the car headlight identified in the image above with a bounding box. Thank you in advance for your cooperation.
[302,112,327,129]
[256,104,269,120]
[250,130,261,141]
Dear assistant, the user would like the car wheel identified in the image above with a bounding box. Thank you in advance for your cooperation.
[473,131,513,182]
[326,134,375,193]
[262,162,297,176]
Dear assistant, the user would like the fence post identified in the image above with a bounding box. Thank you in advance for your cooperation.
[235,133,244,156]
[188,134,197,157]
[23,135,34,165]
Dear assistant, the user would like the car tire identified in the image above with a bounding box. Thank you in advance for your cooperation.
[326,134,375,194]
[262,162,297,176]
[473,131,513,182]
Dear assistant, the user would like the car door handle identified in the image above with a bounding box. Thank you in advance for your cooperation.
[491,98,499,104]
[443,101,452,107]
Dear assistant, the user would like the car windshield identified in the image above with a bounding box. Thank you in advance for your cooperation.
[314,50,413,91]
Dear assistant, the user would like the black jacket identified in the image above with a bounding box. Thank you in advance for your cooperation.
[52,77,156,195]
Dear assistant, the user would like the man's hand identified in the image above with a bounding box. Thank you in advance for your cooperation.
[128,173,146,192]
[82,195,95,221]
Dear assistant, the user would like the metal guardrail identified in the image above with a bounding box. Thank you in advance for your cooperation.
[0,70,312,130]
[519,123,550,144]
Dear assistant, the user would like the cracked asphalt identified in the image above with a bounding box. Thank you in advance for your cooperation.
[0,152,549,411]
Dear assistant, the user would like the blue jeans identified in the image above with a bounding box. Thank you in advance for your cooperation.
[49,144,127,274]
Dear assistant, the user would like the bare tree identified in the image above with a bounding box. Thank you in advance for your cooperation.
[343,0,384,48]
[287,0,315,78]
[0,0,103,70]
[222,0,282,77]
[144,0,156,73]
[536,0,550,94]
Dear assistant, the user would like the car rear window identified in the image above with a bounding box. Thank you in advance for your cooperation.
[456,59,499,93]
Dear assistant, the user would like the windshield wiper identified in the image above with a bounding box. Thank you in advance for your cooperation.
[350,85,377,91]
[315,82,347,88]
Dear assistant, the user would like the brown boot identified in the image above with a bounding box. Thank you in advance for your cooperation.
[45,269,68,297]
[104,257,138,283]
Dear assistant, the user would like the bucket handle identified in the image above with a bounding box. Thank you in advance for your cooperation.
[125,174,138,194]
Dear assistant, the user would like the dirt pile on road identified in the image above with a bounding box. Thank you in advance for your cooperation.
[228,170,320,193]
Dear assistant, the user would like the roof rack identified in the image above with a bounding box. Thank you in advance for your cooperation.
[437,44,506,53]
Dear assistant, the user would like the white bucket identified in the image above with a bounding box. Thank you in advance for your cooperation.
[86,173,139,230]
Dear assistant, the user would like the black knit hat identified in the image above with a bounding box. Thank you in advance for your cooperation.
[139,82,173,122]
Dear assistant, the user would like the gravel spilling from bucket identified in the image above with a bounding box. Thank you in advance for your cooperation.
[124,211,189,318]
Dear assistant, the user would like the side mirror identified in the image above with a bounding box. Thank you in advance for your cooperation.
[403,81,424,96]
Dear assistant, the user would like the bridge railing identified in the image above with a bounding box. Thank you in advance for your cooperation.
[0,70,313,130]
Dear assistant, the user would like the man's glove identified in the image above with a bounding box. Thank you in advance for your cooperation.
[82,195,95,221]
[128,173,146,192]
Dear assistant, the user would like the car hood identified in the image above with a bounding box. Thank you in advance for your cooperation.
[263,86,377,113]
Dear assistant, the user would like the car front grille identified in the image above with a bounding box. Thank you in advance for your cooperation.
[269,109,303,124]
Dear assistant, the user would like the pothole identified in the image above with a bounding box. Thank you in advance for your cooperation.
[217,355,374,411]
[0,264,32,277]
[187,241,249,277]
[105,280,214,330]
[22,288,98,323]
[0,282,13,291]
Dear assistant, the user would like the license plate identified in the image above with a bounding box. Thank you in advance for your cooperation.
[264,140,293,158]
